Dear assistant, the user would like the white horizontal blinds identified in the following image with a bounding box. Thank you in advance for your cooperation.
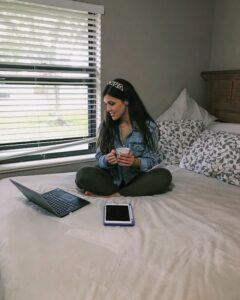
[0,0,100,67]
[0,84,96,143]
[0,0,102,163]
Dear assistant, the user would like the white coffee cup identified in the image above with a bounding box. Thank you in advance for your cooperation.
[116,147,130,165]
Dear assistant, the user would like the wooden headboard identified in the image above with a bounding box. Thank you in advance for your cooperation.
[201,70,240,123]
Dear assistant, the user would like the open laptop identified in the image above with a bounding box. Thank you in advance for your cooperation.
[10,179,90,217]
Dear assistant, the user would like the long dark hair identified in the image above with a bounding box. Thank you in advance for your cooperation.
[97,78,157,153]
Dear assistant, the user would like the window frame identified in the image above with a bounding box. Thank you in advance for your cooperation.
[0,1,103,165]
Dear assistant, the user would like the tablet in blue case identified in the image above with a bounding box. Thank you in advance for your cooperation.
[104,203,135,226]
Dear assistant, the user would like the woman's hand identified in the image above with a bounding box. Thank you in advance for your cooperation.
[106,149,118,165]
[117,150,140,167]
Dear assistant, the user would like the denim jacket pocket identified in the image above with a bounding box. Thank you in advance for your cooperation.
[130,142,145,157]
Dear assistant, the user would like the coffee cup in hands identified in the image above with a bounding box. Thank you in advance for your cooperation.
[116,147,130,166]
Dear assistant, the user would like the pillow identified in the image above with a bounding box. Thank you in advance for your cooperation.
[180,130,240,186]
[157,120,204,165]
[207,121,240,135]
[157,88,216,126]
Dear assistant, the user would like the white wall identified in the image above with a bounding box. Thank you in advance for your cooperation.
[210,0,240,70]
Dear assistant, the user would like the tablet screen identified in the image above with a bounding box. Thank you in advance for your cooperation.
[105,205,130,221]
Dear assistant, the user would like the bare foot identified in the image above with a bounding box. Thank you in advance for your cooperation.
[84,191,96,196]
[84,191,120,197]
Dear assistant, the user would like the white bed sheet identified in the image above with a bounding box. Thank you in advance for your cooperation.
[0,167,240,300]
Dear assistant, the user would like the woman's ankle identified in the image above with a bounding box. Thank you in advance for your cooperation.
[84,191,120,197]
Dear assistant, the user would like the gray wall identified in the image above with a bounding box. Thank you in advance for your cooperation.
[88,0,215,115]
[210,0,240,70]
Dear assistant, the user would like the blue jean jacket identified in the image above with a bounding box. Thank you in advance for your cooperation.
[95,121,160,187]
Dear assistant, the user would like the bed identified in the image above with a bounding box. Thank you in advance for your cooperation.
[0,73,240,300]
[0,166,239,300]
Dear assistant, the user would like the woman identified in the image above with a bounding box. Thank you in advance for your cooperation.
[75,79,172,196]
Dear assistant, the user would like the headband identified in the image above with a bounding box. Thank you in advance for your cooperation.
[107,80,124,92]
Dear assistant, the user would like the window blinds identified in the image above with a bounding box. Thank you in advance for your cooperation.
[0,0,103,163]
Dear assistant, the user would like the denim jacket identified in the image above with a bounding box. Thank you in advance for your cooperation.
[95,121,160,187]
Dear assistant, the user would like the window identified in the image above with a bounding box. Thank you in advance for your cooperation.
[0,0,103,165]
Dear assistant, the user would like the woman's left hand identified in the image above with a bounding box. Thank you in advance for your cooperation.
[117,150,138,167]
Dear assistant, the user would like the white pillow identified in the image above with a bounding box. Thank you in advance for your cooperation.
[157,88,216,126]
[207,121,240,135]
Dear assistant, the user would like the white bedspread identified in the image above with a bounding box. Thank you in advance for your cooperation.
[0,167,239,300]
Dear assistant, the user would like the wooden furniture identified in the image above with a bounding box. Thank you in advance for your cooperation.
[201,70,240,123]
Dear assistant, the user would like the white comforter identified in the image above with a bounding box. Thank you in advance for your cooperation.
[0,167,239,300]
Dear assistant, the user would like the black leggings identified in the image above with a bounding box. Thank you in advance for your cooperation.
[75,166,172,196]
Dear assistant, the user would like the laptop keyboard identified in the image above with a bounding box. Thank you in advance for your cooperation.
[43,191,79,216]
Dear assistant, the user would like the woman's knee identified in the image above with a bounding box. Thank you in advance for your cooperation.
[151,168,172,189]
[75,166,117,195]
[75,166,97,188]
[159,168,172,184]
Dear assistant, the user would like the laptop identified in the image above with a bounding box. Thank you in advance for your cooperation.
[10,179,90,217]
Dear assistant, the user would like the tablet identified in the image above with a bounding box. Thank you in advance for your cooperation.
[104,203,135,226]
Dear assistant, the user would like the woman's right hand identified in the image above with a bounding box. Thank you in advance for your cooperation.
[106,149,118,165]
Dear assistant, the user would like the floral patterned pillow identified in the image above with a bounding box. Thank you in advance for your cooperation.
[180,130,240,186]
[156,120,204,165]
